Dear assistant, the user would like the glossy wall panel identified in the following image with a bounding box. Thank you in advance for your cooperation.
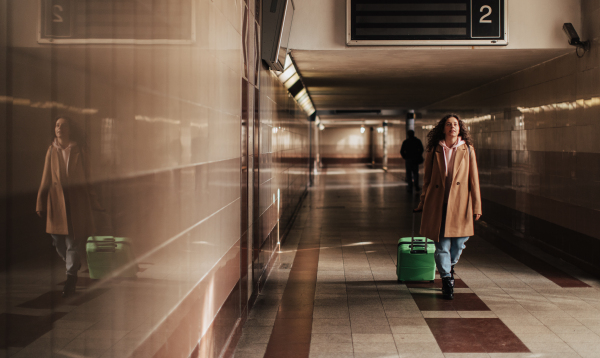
[426,1,600,273]
[386,125,428,168]
[2,0,309,357]
[0,1,8,348]
[317,125,427,167]
[252,62,310,292]
[320,127,371,159]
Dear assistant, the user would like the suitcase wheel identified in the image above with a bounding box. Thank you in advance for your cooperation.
[430,280,435,283]
[397,279,403,283]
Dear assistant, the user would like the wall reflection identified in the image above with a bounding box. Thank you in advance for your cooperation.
[425,1,600,274]
[1,0,310,357]
[317,123,428,170]
[321,127,371,165]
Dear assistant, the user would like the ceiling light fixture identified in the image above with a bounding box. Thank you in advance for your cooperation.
[276,54,316,115]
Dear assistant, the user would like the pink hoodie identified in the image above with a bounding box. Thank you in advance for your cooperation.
[53,139,76,176]
[439,137,465,203]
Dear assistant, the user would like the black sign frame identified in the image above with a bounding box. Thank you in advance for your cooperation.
[347,0,507,46]
[38,0,196,44]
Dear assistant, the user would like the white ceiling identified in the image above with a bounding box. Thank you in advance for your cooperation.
[291,48,572,112]
[287,0,581,116]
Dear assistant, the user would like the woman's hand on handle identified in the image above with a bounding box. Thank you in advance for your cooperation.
[36,211,45,218]
[474,214,481,221]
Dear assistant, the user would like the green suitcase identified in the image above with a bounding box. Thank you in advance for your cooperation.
[396,236,436,282]
[86,236,138,279]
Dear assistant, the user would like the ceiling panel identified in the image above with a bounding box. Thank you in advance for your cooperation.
[291,49,572,111]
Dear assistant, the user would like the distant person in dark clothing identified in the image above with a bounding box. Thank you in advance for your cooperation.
[400,130,424,192]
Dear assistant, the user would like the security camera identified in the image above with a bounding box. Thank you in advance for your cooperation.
[563,23,590,57]
[563,23,580,45]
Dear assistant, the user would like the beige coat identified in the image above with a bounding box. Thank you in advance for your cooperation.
[417,144,482,242]
[36,144,100,241]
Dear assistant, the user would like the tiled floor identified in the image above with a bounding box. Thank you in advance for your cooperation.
[233,167,600,358]
[0,244,203,357]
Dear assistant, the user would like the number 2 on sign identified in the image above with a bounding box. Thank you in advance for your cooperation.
[53,4,63,22]
[480,5,492,23]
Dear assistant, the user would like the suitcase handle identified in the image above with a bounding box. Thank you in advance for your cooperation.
[88,238,131,253]
[401,241,428,254]
[90,241,116,253]
[410,211,427,253]
[398,240,429,254]
[88,238,131,245]
[410,246,428,254]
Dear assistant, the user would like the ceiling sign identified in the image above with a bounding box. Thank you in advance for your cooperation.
[347,0,507,46]
[39,0,195,44]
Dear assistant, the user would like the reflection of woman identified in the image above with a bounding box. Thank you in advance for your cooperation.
[36,116,101,297]
[415,114,482,300]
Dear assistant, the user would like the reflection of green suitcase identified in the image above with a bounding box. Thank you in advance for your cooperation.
[397,237,436,282]
[86,236,138,279]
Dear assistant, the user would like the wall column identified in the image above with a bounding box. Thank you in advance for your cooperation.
[406,110,415,134]
[369,127,375,167]
[382,121,388,171]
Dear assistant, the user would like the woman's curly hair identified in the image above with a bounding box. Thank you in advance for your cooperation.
[425,114,473,152]
[51,115,84,146]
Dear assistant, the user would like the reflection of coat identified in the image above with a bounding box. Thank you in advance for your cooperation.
[36,144,99,241]
[418,145,482,242]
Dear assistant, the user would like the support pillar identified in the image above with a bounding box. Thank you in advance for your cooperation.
[406,110,416,134]
[382,121,388,171]
[370,126,375,168]
[309,113,316,184]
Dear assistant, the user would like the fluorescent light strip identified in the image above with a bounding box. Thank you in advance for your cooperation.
[276,55,316,116]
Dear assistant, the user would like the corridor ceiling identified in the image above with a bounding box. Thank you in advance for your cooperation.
[291,48,572,112]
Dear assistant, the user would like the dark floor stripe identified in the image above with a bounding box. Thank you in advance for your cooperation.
[263,233,320,358]
[426,318,530,353]
[407,275,491,311]
[0,312,67,348]
[17,289,110,309]
[411,292,490,311]
[477,224,590,287]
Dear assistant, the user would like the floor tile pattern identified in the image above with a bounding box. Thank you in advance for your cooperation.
[234,168,600,358]
[411,293,491,312]
[476,224,591,288]
[263,220,320,357]
[426,318,529,353]
[406,279,469,289]
[0,313,67,349]
[16,289,110,310]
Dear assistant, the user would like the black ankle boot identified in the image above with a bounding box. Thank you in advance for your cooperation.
[450,265,455,279]
[62,275,77,298]
[442,277,454,300]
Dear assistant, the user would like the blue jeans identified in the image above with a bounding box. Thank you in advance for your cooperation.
[434,207,469,278]
[51,234,81,277]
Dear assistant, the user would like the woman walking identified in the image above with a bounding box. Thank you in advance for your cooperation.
[37,116,101,297]
[414,114,482,300]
